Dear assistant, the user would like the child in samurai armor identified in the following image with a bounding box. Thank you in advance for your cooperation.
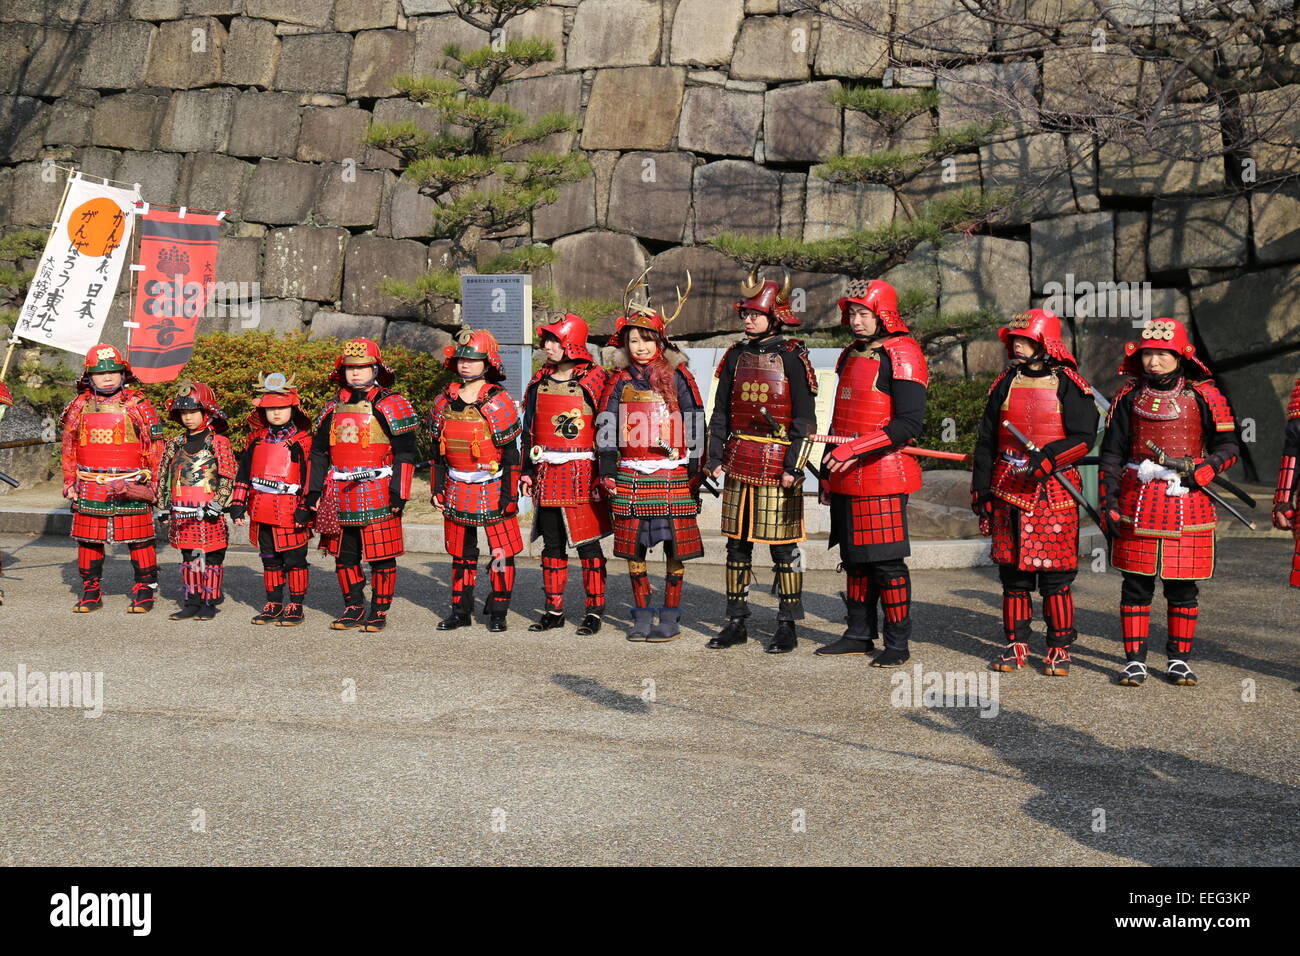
[155,381,236,621]
[1273,373,1300,587]
[306,338,418,633]
[818,279,928,668]
[428,329,523,633]
[520,313,612,635]
[971,309,1099,676]
[706,268,817,654]
[1099,317,1239,687]
[228,373,314,627]
[596,267,706,643]
[60,344,164,613]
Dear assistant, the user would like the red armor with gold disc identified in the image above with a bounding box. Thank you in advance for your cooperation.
[826,338,927,496]
[722,350,794,486]
[429,382,523,534]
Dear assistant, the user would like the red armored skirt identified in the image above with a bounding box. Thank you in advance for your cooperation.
[316,477,404,561]
[990,497,1080,572]
[1111,469,1216,580]
[828,493,910,563]
[70,474,155,544]
[532,458,611,546]
[167,514,229,553]
[609,465,702,561]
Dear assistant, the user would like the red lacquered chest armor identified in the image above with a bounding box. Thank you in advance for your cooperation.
[618,384,684,460]
[729,351,791,436]
[992,373,1067,510]
[251,440,292,484]
[1129,383,1204,462]
[440,405,503,472]
[329,401,392,469]
[827,348,920,496]
[533,379,596,453]
[77,404,145,471]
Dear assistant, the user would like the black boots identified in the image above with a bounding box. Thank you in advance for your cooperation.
[706,618,748,649]
[528,611,566,632]
[766,620,797,654]
[437,610,471,630]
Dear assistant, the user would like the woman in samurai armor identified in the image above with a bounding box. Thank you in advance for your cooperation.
[1273,373,1300,588]
[1099,317,1239,687]
[228,373,314,627]
[971,308,1099,676]
[306,338,418,633]
[155,380,236,621]
[519,313,612,635]
[596,267,707,643]
[59,344,164,613]
[428,329,523,633]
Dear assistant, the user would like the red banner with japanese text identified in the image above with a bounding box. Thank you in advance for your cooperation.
[128,209,222,384]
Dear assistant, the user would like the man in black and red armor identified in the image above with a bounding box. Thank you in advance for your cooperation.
[59,344,164,613]
[428,329,523,633]
[971,309,1099,676]
[1273,373,1300,588]
[1100,317,1239,687]
[228,373,314,626]
[705,268,817,654]
[520,313,611,635]
[306,338,418,633]
[818,279,928,667]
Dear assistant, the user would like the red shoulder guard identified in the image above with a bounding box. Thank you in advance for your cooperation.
[1190,379,1235,432]
[427,392,450,436]
[987,366,1014,397]
[124,389,164,441]
[1061,367,1094,396]
[1106,380,1139,428]
[1287,376,1300,421]
[527,363,552,391]
[374,391,418,435]
[714,342,743,380]
[214,434,238,480]
[59,391,89,429]
[883,335,929,388]
[782,338,819,396]
[599,368,630,412]
[834,344,856,376]
[677,364,705,409]
[575,362,608,403]
[480,385,522,446]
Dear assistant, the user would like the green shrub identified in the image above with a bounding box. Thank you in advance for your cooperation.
[138,331,453,449]
[919,373,994,470]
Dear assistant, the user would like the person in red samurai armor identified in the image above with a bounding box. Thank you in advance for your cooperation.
[818,279,928,668]
[971,309,1099,676]
[306,338,418,633]
[595,267,706,643]
[705,267,818,654]
[428,329,524,633]
[228,373,314,627]
[155,381,237,621]
[1274,373,1300,588]
[59,344,164,613]
[1100,317,1239,687]
[519,313,612,635]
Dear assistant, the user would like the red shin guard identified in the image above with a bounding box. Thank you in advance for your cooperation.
[1121,603,1151,661]
[287,566,308,600]
[580,556,606,612]
[1002,589,1032,641]
[541,556,568,613]
[1167,604,1198,658]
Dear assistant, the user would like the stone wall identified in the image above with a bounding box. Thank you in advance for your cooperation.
[1,0,1298,476]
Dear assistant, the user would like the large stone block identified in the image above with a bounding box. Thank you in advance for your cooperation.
[115,151,183,205]
[731,15,812,83]
[939,235,1030,316]
[1114,210,1147,282]
[677,86,762,159]
[89,92,161,151]
[881,240,940,314]
[411,15,489,78]
[843,109,933,156]
[895,153,981,216]
[814,0,889,79]
[239,299,313,337]
[244,159,321,226]
[347,29,413,99]
[1097,105,1223,197]
[143,17,226,89]
[80,21,156,89]
[9,26,88,97]
[159,88,236,152]
[505,6,567,79]
[606,152,694,244]
[6,161,70,226]
[44,97,95,147]
[778,171,805,239]
[215,235,259,285]
[980,133,1077,223]
[309,311,388,343]
[1148,195,1249,272]
[371,95,444,142]
[1041,44,1141,116]
[937,62,1038,138]
[1191,262,1300,364]
[314,165,385,227]
[130,0,184,17]
[670,0,744,68]
[226,91,300,159]
[181,151,253,213]
[387,179,437,239]
[567,0,661,70]
[275,33,351,94]
[549,232,648,302]
[336,0,400,31]
[533,176,597,241]
[692,160,782,242]
[264,225,348,301]
[386,321,451,355]
[244,0,331,27]
[75,146,120,182]
[803,171,893,240]
[1030,211,1114,293]
[763,81,841,164]
[896,0,993,58]
[501,72,581,157]
[1244,85,1300,181]
[1250,183,1300,266]
[0,95,47,163]
[1218,350,1300,480]
[297,106,370,163]
[343,236,429,317]
[581,67,686,151]
[222,17,279,88]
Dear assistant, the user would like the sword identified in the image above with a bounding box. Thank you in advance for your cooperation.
[1002,419,1107,533]
[0,437,60,451]
[808,434,970,463]
[1143,439,1257,531]
[0,469,19,489]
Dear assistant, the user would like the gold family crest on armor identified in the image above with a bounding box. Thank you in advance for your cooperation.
[1141,319,1178,341]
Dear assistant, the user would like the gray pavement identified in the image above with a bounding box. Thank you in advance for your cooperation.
[0,533,1296,866]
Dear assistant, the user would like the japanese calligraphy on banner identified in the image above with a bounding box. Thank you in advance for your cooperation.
[128,208,222,383]
[15,175,137,357]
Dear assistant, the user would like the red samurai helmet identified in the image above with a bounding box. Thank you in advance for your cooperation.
[77,343,137,390]
[443,328,506,381]
[330,337,394,388]
[610,264,693,354]
[167,379,227,433]
[537,313,593,364]
[838,278,907,333]
[1118,317,1212,379]
[735,265,799,327]
[248,371,311,432]
[999,308,1078,368]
